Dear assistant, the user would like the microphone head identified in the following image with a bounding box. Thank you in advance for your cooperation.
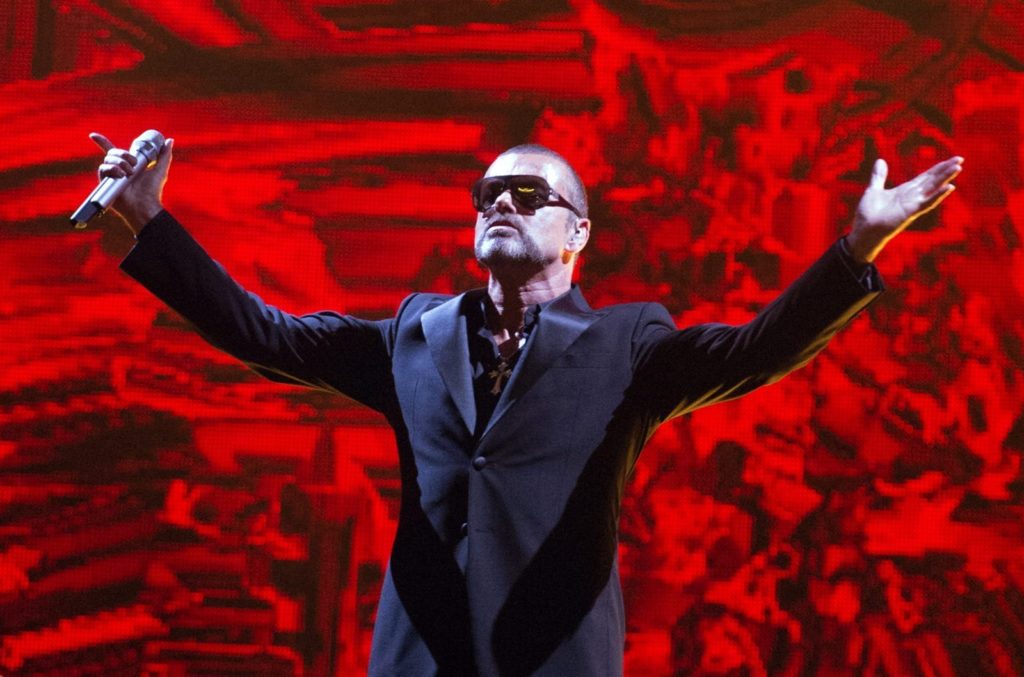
[130,129,166,165]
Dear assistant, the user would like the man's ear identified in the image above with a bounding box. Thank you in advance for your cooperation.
[565,218,591,253]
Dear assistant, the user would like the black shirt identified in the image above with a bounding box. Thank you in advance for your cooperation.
[466,296,541,440]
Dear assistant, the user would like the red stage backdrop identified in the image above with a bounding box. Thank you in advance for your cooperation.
[1,1,1023,675]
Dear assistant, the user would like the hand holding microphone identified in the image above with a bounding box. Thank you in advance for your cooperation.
[72,130,174,234]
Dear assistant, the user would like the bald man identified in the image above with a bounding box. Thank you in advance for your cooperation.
[94,133,961,676]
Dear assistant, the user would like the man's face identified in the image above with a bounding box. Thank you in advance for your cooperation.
[473,152,582,273]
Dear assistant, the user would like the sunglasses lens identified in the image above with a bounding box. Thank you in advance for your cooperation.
[473,177,504,211]
[471,176,554,211]
[510,177,550,209]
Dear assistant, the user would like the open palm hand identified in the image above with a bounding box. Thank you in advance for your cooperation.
[848,156,963,263]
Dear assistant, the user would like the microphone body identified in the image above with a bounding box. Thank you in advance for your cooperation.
[71,130,165,228]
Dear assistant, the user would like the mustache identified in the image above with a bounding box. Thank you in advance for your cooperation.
[484,216,522,231]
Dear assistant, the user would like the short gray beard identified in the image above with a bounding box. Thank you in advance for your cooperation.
[475,232,548,271]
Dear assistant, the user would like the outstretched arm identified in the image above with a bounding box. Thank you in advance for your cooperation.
[634,242,881,422]
[846,156,963,263]
[90,133,396,412]
[633,155,965,421]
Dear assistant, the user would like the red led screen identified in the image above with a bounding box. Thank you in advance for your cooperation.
[1,1,1023,675]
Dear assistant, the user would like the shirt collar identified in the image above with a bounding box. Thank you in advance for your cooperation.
[473,287,572,336]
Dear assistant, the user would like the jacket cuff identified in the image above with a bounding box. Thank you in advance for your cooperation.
[133,208,174,242]
[836,236,884,293]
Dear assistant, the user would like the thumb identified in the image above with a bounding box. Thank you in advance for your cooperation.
[870,158,888,190]
[157,137,173,169]
[149,137,174,177]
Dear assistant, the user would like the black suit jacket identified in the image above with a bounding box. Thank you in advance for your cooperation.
[122,211,882,676]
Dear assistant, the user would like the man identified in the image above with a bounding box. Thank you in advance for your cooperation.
[92,132,961,676]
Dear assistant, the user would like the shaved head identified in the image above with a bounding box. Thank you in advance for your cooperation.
[495,144,588,219]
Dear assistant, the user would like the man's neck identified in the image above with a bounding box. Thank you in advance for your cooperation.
[485,274,571,335]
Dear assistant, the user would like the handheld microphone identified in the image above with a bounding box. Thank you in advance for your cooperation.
[71,129,165,229]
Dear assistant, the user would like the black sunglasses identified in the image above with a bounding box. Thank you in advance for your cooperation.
[471,175,583,218]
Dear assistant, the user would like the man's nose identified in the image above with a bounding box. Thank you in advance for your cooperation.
[493,190,516,213]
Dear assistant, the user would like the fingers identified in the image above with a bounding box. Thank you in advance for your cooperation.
[880,155,963,196]
[870,158,888,190]
[935,155,964,173]
[895,156,963,208]
[917,183,955,216]
[89,133,115,152]
[98,163,128,180]
[924,155,963,195]
[97,148,139,180]
[95,138,174,181]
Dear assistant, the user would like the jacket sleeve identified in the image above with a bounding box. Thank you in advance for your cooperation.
[630,239,884,423]
[120,210,397,412]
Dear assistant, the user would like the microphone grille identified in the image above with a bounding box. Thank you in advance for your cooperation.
[137,129,165,146]
[131,129,166,163]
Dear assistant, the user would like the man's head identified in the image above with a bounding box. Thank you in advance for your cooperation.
[473,145,590,281]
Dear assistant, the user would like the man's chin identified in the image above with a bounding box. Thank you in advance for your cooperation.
[478,240,516,261]
[475,244,539,271]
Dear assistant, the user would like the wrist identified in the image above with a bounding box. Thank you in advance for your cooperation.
[845,228,884,264]
[118,200,163,235]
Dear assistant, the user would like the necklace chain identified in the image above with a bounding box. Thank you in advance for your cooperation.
[497,327,526,358]
[490,326,526,394]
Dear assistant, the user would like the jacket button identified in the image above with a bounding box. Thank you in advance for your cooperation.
[472,456,487,470]
[460,522,468,537]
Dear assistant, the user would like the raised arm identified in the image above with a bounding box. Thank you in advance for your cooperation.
[633,155,964,422]
[633,241,880,422]
[92,133,396,412]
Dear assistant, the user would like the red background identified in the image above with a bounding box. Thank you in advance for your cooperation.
[2,1,1023,675]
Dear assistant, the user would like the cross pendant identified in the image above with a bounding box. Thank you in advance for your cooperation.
[489,360,512,395]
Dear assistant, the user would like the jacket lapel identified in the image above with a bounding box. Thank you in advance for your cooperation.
[421,291,481,436]
[481,286,600,440]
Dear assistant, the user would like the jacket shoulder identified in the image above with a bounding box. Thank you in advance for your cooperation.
[394,292,457,320]
[591,299,676,327]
